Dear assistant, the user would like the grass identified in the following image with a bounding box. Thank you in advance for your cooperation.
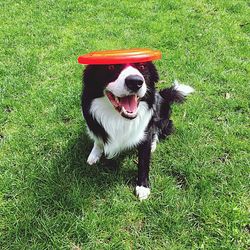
[0,0,249,249]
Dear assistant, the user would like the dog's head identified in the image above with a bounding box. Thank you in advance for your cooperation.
[83,62,159,119]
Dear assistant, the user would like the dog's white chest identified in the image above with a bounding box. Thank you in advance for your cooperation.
[89,97,153,158]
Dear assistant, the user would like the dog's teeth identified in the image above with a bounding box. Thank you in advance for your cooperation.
[121,107,137,118]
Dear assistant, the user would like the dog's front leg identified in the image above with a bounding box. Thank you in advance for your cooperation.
[87,142,103,165]
[136,136,152,200]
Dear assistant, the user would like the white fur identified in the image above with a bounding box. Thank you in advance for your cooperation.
[106,66,147,98]
[151,134,159,153]
[174,80,194,96]
[136,186,151,200]
[87,142,103,165]
[90,97,153,158]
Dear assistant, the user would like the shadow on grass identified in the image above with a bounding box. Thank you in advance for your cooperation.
[32,130,138,215]
[2,130,139,246]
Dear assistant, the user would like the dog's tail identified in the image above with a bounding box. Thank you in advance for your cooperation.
[156,80,194,139]
[159,80,194,104]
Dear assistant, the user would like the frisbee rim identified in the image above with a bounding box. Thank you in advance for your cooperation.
[77,48,162,65]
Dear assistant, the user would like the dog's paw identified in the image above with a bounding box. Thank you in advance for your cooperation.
[151,140,157,153]
[136,186,150,201]
[87,144,103,165]
[87,154,100,165]
[151,134,158,153]
[87,152,101,165]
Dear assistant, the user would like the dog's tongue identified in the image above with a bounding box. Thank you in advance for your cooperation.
[120,95,137,113]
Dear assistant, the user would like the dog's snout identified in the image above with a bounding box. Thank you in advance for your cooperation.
[125,75,144,92]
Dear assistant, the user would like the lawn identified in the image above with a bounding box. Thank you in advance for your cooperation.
[0,0,249,249]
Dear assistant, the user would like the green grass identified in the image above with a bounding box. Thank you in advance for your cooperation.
[0,0,249,249]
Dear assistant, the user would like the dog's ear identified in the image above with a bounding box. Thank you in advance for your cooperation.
[147,62,159,84]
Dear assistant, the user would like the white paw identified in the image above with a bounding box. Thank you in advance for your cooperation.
[151,134,158,153]
[87,152,101,165]
[151,141,157,153]
[136,186,150,201]
[87,143,103,165]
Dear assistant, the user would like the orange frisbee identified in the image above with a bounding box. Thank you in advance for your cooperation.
[78,48,162,65]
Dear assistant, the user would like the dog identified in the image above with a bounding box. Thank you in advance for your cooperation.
[81,62,194,200]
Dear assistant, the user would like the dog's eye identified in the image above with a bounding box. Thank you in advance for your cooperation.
[137,63,145,70]
[108,65,115,71]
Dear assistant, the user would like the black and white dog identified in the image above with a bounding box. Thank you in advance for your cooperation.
[81,62,194,200]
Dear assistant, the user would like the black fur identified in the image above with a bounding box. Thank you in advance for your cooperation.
[81,62,187,191]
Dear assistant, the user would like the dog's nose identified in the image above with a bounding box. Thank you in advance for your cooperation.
[125,75,144,92]
[125,75,143,92]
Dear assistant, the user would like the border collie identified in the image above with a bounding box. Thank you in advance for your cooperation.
[81,62,194,200]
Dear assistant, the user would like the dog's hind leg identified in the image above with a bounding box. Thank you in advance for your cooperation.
[87,142,103,165]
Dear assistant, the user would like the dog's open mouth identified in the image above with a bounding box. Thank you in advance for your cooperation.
[106,91,139,119]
